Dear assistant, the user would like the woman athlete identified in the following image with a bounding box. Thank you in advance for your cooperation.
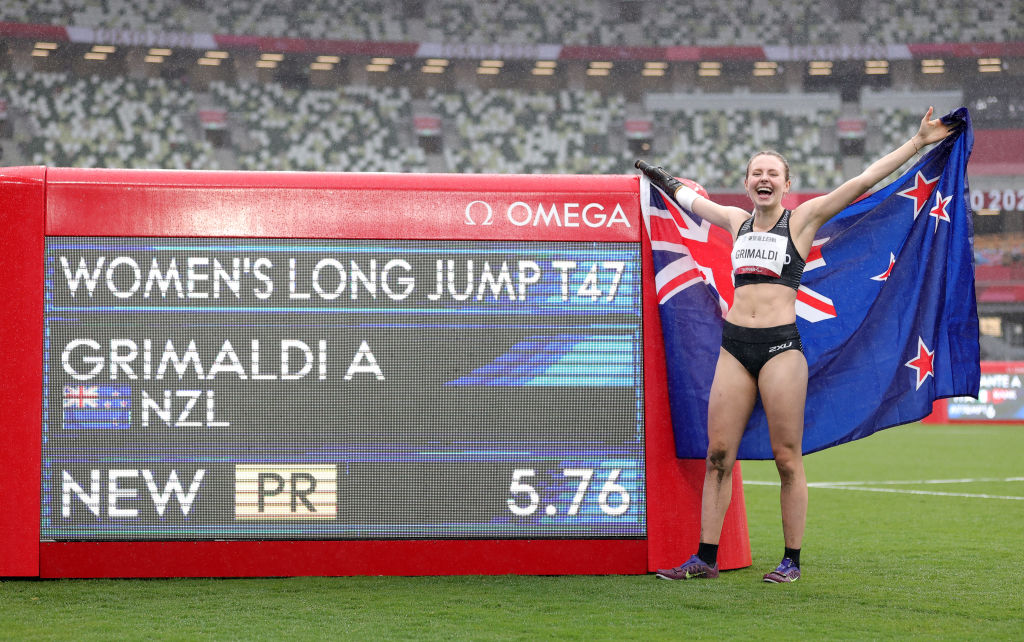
[641,107,957,583]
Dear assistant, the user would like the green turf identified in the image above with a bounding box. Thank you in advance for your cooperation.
[3,423,1022,640]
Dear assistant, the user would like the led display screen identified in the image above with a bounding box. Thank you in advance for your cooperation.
[42,237,644,540]
[946,367,1024,421]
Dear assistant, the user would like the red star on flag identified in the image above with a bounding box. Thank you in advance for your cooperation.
[905,337,935,390]
[929,190,952,231]
[897,171,939,219]
[871,252,896,282]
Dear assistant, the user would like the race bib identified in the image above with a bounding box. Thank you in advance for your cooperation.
[732,232,789,277]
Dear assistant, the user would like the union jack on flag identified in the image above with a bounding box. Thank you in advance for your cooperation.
[63,385,99,409]
[641,107,980,459]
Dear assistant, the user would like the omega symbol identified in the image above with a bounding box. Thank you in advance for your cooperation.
[464,200,493,226]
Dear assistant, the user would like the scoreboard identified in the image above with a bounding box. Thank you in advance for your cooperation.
[1,167,752,577]
[45,237,644,540]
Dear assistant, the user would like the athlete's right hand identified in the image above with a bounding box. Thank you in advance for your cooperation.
[634,160,683,196]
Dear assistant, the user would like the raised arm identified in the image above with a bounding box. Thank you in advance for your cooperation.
[792,107,957,244]
[636,161,749,235]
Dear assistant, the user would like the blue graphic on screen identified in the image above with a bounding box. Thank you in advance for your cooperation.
[42,238,644,540]
[446,335,636,386]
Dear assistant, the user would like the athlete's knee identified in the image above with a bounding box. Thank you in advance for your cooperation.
[772,445,803,483]
[706,447,735,479]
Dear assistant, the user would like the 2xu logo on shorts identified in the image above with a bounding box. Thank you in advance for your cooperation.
[767,341,794,354]
[234,465,337,519]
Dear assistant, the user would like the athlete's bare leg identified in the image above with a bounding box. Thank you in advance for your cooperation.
[757,350,809,550]
[700,349,758,545]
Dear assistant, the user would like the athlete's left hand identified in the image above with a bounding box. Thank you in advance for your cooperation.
[913,106,956,148]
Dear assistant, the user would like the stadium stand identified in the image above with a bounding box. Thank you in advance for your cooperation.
[0,0,406,40]
[207,80,427,172]
[636,0,841,47]
[2,70,219,169]
[1,0,180,32]
[864,106,923,154]
[0,0,1009,184]
[207,0,408,42]
[859,0,1024,44]
[1,0,1020,45]
[420,1,621,46]
[0,65,989,187]
[649,106,842,191]
[428,87,627,174]
[643,92,844,191]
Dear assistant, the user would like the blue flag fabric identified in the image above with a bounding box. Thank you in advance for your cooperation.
[642,107,980,459]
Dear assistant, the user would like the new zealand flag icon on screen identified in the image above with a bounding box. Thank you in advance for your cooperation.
[62,385,131,430]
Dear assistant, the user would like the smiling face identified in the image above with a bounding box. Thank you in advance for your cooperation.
[744,152,791,210]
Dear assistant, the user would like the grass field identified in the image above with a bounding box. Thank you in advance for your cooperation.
[2,423,1022,640]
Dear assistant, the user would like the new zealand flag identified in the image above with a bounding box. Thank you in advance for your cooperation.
[63,385,131,430]
[642,107,980,459]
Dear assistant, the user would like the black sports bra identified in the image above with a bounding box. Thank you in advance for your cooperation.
[732,209,806,291]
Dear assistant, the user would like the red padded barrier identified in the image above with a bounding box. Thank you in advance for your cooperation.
[0,166,45,576]
[642,236,751,572]
[40,540,646,578]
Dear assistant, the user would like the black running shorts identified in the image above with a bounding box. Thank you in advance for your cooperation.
[721,321,803,378]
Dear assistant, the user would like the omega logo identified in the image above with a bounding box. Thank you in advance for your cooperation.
[464,200,494,225]
[463,200,630,228]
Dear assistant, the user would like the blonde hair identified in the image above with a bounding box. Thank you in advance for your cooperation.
[745,150,790,182]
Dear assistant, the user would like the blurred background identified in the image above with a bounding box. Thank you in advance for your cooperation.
[1,0,1021,357]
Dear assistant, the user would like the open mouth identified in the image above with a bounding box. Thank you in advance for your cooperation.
[756,186,773,197]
